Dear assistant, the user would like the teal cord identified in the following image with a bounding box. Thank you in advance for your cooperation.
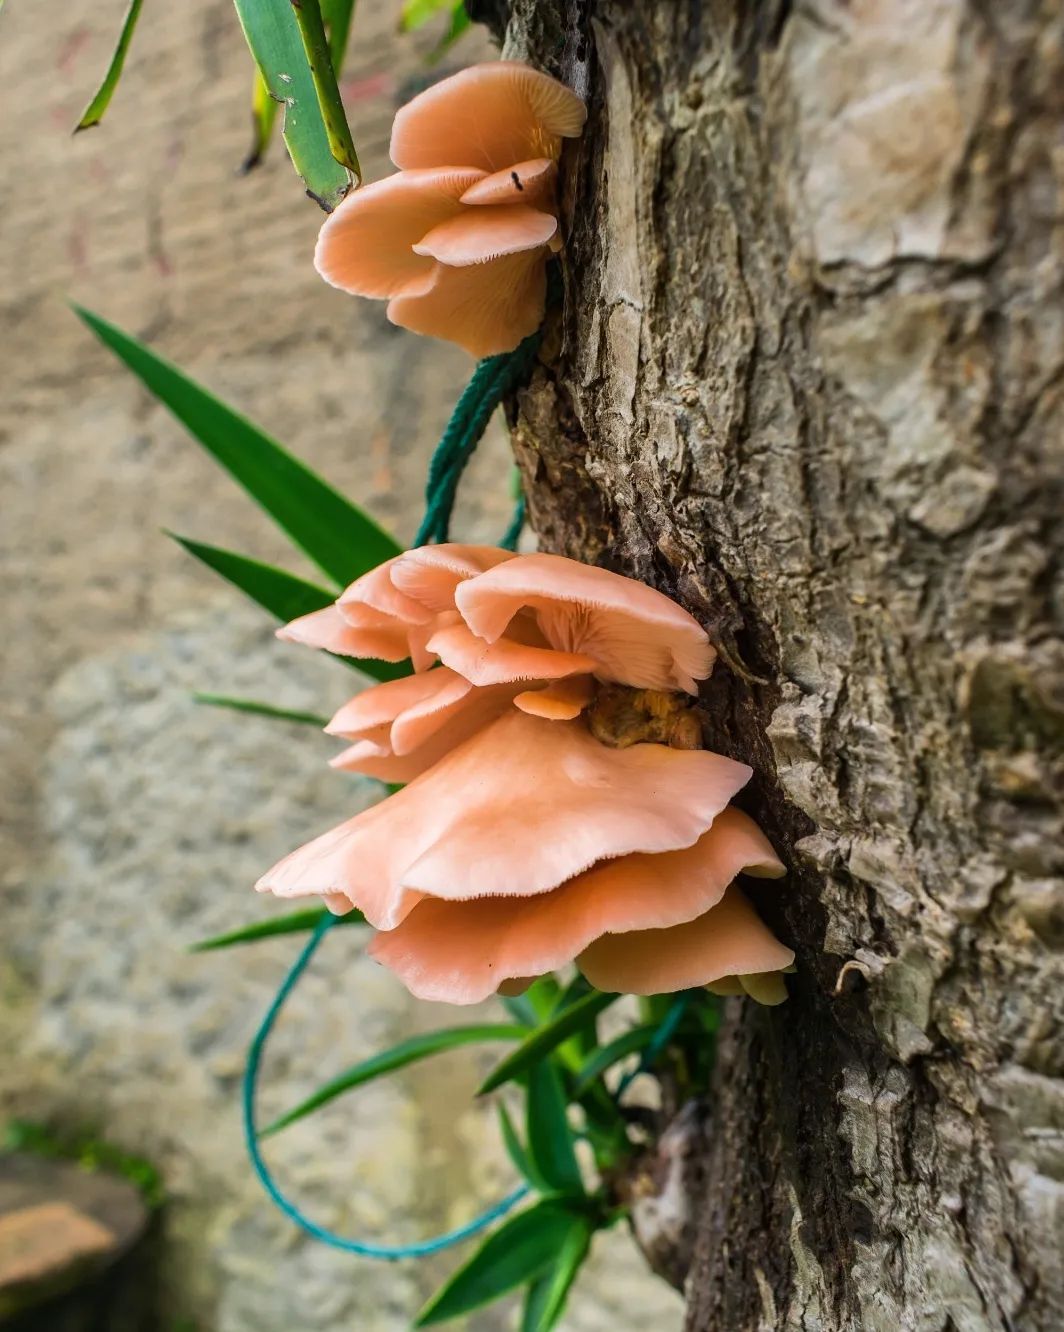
[414,332,541,548]
[243,912,529,1259]
[414,262,560,549]
[500,495,526,551]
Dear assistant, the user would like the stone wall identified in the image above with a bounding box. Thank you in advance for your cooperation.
[0,3,680,1328]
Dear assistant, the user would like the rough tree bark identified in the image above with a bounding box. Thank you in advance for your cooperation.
[483,1,1064,1327]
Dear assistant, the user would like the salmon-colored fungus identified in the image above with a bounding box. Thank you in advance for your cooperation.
[314,63,586,357]
[258,545,793,1004]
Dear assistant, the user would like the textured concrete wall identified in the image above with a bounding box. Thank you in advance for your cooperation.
[0,3,680,1328]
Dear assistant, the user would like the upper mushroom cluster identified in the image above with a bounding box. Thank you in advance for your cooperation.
[258,545,793,1005]
[314,63,587,358]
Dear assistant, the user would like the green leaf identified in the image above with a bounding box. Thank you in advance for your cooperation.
[232,0,354,207]
[170,534,334,620]
[415,1201,581,1326]
[552,973,599,1060]
[74,306,401,585]
[263,1024,528,1136]
[241,68,281,173]
[321,0,357,72]
[524,975,563,1021]
[74,0,144,131]
[170,536,406,682]
[400,0,452,30]
[191,906,365,952]
[288,0,360,178]
[428,2,471,63]
[521,1273,554,1332]
[496,1101,535,1183]
[526,1060,583,1195]
[193,693,330,728]
[478,990,620,1095]
[521,1219,593,1332]
[573,1025,658,1095]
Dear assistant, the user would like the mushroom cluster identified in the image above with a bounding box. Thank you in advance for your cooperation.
[314,63,586,358]
[259,546,793,1005]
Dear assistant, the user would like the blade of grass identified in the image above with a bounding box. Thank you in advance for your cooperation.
[572,1025,657,1095]
[193,693,330,727]
[263,1024,529,1135]
[496,1101,535,1184]
[232,0,354,206]
[478,991,620,1095]
[74,0,145,131]
[74,306,401,585]
[191,906,365,952]
[526,1061,583,1195]
[416,1201,579,1327]
[522,1218,593,1332]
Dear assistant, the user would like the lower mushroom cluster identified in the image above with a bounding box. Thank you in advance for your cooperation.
[258,545,794,1004]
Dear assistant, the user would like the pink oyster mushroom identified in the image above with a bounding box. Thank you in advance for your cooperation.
[256,708,753,930]
[263,547,792,1002]
[370,807,789,1004]
[278,545,717,778]
[314,62,586,357]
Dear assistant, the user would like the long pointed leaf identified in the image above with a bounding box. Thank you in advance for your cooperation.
[171,533,334,621]
[74,0,144,131]
[193,693,330,728]
[241,68,281,173]
[478,991,619,1095]
[415,1201,579,1327]
[496,1101,535,1184]
[170,535,405,682]
[526,1061,582,1196]
[264,1024,528,1136]
[521,1273,554,1332]
[191,906,365,952]
[522,1219,593,1332]
[232,0,354,206]
[289,0,360,176]
[74,307,400,585]
[573,1025,657,1095]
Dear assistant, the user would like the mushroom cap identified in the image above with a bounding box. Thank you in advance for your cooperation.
[337,558,436,626]
[426,619,598,686]
[577,885,795,994]
[277,604,411,662]
[460,159,557,209]
[387,246,548,359]
[456,553,716,693]
[389,544,517,614]
[369,807,784,1004]
[255,709,752,930]
[326,669,519,782]
[314,168,484,300]
[413,205,558,267]
[280,546,523,671]
[513,675,594,720]
[389,62,586,174]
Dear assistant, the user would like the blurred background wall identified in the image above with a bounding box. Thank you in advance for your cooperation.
[0,3,681,1328]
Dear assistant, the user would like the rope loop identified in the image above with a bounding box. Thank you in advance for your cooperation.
[243,913,529,1259]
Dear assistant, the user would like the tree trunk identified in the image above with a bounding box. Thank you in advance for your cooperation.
[494,1,1064,1327]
